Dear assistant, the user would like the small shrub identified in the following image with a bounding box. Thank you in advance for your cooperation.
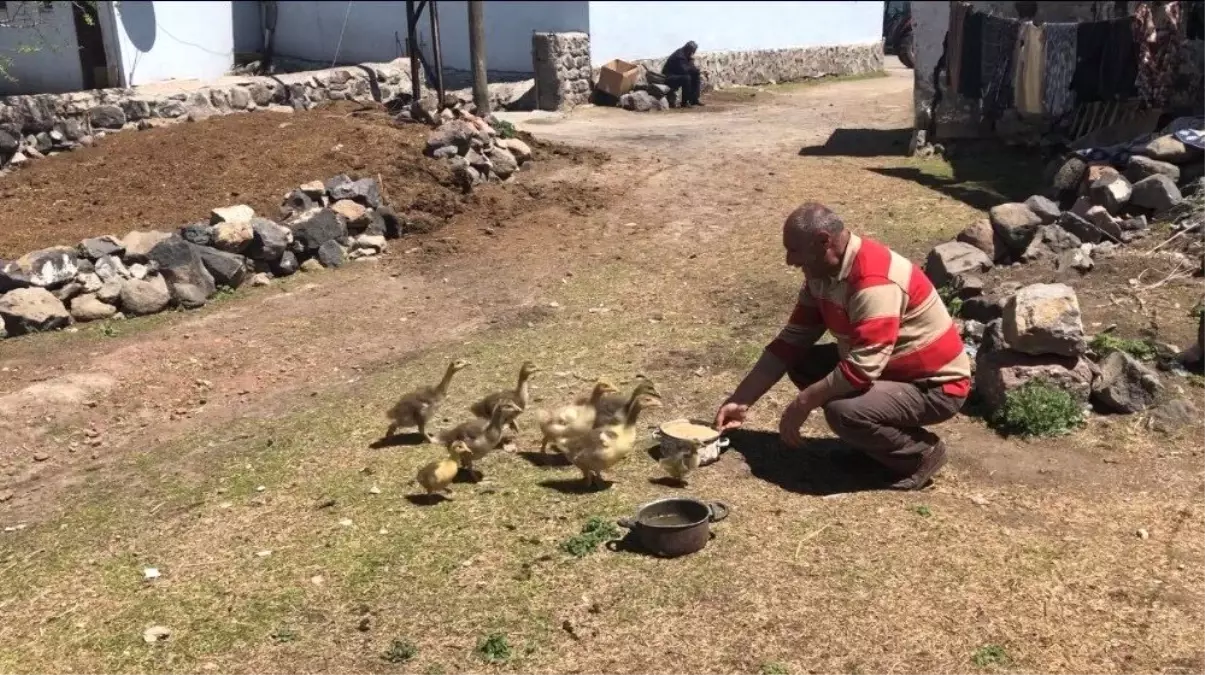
[477,633,511,663]
[990,379,1084,437]
[101,322,119,338]
[271,627,298,643]
[912,505,933,518]
[382,638,418,663]
[1089,333,1156,361]
[759,661,791,675]
[560,516,619,558]
[493,119,517,139]
[971,644,1010,667]
[938,285,963,318]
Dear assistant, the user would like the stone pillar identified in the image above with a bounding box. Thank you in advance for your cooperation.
[532,31,591,112]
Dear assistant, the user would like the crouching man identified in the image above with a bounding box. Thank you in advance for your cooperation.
[714,202,971,489]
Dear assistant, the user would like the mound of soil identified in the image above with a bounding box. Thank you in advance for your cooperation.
[0,101,607,258]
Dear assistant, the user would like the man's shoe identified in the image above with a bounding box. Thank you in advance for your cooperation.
[889,440,947,490]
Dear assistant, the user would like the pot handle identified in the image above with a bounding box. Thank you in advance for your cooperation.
[617,517,637,530]
[715,436,731,449]
[708,501,730,523]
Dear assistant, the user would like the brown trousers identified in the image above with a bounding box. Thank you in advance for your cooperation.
[787,344,965,476]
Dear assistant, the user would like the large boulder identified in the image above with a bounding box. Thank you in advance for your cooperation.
[0,287,71,335]
[119,276,171,316]
[1090,351,1162,414]
[78,235,125,260]
[272,250,299,277]
[1024,195,1061,224]
[1003,283,1086,357]
[486,146,519,179]
[93,254,132,283]
[1051,156,1088,194]
[1087,172,1132,214]
[989,203,1043,254]
[248,218,291,261]
[193,245,249,288]
[330,199,370,228]
[121,230,173,264]
[180,222,214,247]
[10,247,79,288]
[1022,224,1083,262]
[1084,206,1123,241]
[88,104,126,129]
[1124,155,1181,184]
[923,241,993,288]
[288,208,347,253]
[1130,175,1183,214]
[280,189,315,219]
[974,349,1096,409]
[212,220,255,253]
[147,237,216,309]
[425,121,478,156]
[69,294,118,322]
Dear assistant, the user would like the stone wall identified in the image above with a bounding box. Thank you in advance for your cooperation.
[532,32,592,112]
[624,42,885,91]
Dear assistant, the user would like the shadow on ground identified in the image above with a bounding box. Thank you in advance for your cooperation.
[726,428,896,496]
[800,128,1050,211]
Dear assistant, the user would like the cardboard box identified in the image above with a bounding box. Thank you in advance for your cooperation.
[596,59,640,97]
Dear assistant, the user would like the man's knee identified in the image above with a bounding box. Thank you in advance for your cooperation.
[823,397,871,432]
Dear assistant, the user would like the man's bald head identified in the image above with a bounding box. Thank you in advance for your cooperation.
[782,202,849,277]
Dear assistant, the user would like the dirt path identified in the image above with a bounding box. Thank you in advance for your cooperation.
[1,61,1202,674]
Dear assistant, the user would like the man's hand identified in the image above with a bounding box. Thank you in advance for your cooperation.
[714,401,749,431]
[778,394,816,449]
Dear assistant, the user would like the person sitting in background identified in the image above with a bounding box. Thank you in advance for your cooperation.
[662,41,704,107]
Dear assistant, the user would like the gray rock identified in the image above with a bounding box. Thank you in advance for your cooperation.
[620,91,660,112]
[324,174,352,195]
[425,121,477,155]
[280,189,315,219]
[299,257,324,273]
[1022,224,1083,262]
[148,237,216,308]
[1084,206,1123,240]
[432,145,459,159]
[229,86,252,110]
[78,271,102,294]
[1148,399,1199,434]
[960,319,986,342]
[953,274,987,300]
[1139,134,1200,163]
[1056,211,1111,244]
[486,146,519,179]
[1055,248,1094,274]
[1024,195,1061,224]
[0,287,71,335]
[193,245,249,288]
[93,254,132,283]
[317,240,346,268]
[465,148,491,174]
[210,204,255,226]
[989,203,1043,254]
[288,208,347,252]
[1124,155,1181,184]
[180,222,214,247]
[495,137,532,163]
[299,180,326,198]
[121,230,173,264]
[1120,215,1149,232]
[33,132,52,153]
[78,235,125,260]
[96,278,122,304]
[1088,172,1132,214]
[351,234,387,254]
[88,104,127,129]
[10,246,79,288]
[271,250,299,277]
[119,276,171,316]
[70,294,118,322]
[0,129,19,155]
[0,260,30,293]
[1051,156,1088,193]
[329,177,382,208]
[450,157,482,190]
[1091,351,1161,414]
[974,350,1096,409]
[1003,283,1086,357]
[923,241,993,288]
[1130,175,1183,214]
[249,218,291,261]
[52,282,83,303]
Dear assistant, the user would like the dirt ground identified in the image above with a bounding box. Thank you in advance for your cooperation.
[1,61,1202,674]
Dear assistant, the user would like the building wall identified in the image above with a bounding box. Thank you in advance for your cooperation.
[587,0,885,66]
[0,1,86,95]
[268,1,589,74]
[232,0,263,55]
[112,1,235,86]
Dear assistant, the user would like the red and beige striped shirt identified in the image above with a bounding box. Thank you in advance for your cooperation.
[766,234,972,397]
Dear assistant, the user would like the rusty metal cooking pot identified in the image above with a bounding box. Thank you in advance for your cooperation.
[617,497,729,558]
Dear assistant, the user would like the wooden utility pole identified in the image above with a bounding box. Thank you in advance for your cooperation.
[467,0,489,114]
[405,0,422,105]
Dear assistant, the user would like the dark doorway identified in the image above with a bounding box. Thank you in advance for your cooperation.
[71,0,109,90]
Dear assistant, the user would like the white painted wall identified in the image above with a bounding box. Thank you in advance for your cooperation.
[0,1,85,95]
[270,1,589,73]
[587,0,885,66]
[112,1,234,86]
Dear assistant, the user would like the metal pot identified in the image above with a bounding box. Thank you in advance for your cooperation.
[617,497,730,558]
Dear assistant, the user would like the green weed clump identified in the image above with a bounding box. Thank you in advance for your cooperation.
[990,380,1084,437]
[493,119,517,139]
[559,516,619,558]
[1089,333,1156,361]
